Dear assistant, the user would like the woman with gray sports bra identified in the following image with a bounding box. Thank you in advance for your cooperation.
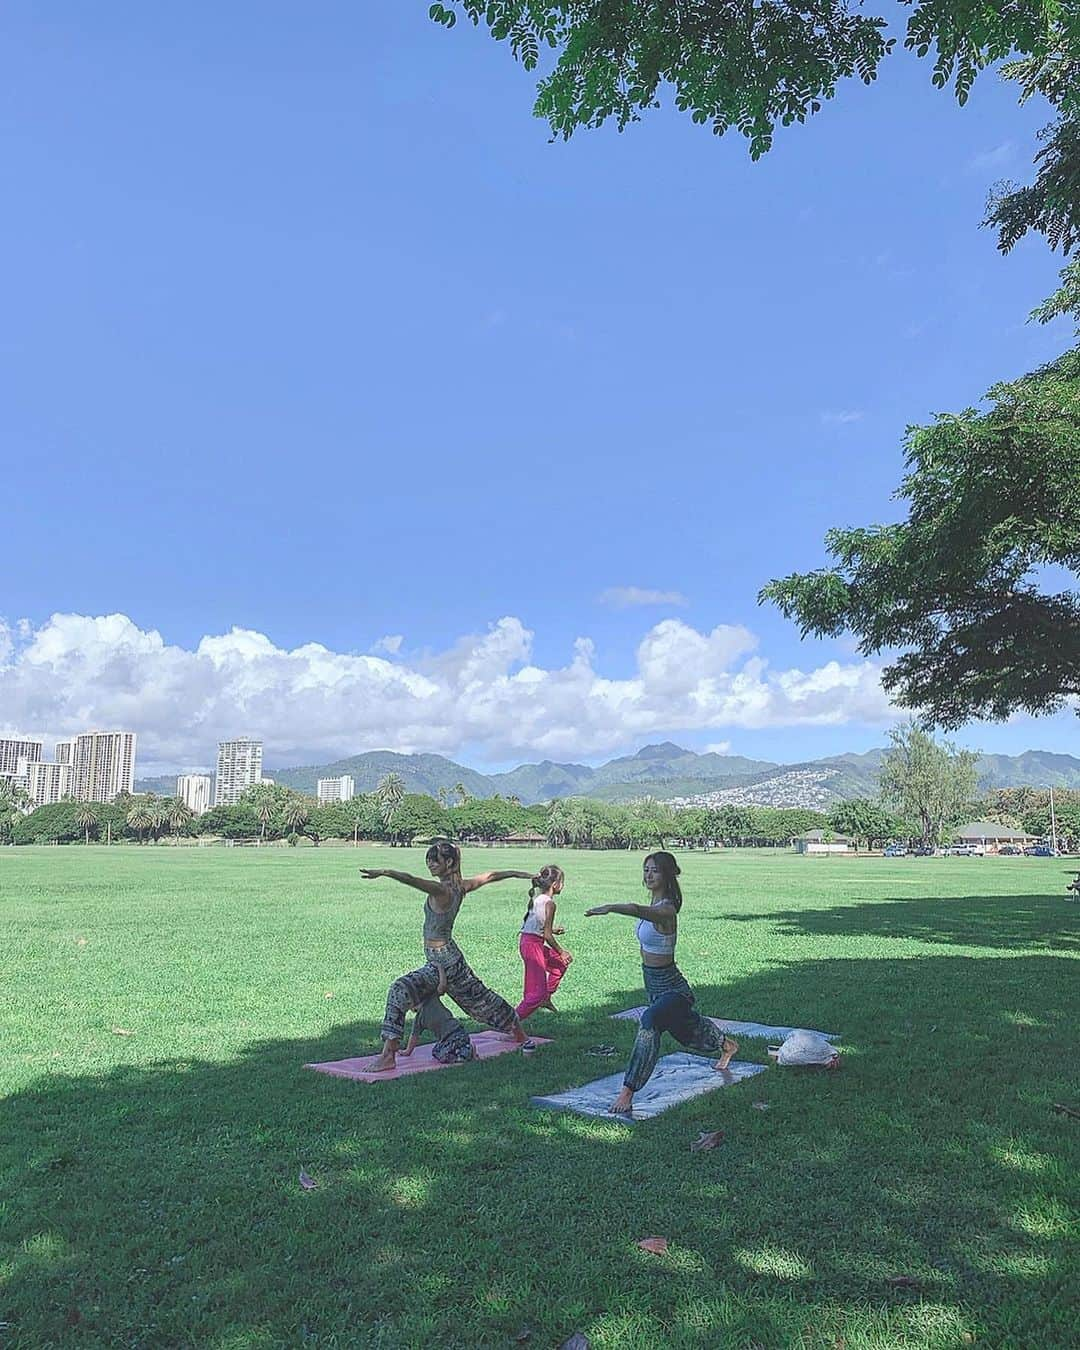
[359,839,535,1072]
[586,850,738,1115]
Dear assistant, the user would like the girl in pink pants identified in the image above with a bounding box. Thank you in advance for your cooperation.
[516,864,572,1020]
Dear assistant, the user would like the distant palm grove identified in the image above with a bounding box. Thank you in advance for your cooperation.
[4,772,1076,851]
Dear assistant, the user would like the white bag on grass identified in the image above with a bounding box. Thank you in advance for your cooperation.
[775,1030,839,1068]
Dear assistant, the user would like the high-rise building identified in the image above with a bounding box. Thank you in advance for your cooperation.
[55,741,72,765]
[176,774,212,815]
[23,760,74,806]
[317,775,355,804]
[214,738,263,806]
[70,731,137,802]
[0,738,42,778]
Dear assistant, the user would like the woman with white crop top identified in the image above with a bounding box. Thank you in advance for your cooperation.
[586,851,738,1115]
[516,863,572,1020]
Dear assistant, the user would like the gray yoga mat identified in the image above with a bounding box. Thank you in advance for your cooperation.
[611,1008,840,1042]
[531,1052,767,1122]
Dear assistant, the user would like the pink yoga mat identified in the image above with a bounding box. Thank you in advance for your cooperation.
[306,1032,553,1083]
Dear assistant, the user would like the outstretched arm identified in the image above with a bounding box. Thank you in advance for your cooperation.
[463,869,534,893]
[357,868,442,896]
[585,902,677,923]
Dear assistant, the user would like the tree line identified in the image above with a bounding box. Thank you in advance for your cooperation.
[3,727,1070,850]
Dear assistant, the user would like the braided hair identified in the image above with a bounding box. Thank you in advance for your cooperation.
[522,862,565,924]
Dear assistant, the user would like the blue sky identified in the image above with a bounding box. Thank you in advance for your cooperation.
[1,2,1076,773]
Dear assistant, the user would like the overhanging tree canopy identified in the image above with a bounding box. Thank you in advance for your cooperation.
[761,346,1080,726]
[430,1,1069,155]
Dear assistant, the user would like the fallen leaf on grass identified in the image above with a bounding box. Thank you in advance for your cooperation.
[559,1335,589,1350]
[586,1044,618,1057]
[751,1101,770,1111]
[960,1335,975,1345]
[324,992,334,1000]
[111,1027,134,1037]
[1051,1102,1080,1121]
[511,1328,532,1343]
[636,1237,669,1255]
[76,938,87,947]
[299,1169,317,1191]
[885,1275,920,1289]
[690,1129,724,1152]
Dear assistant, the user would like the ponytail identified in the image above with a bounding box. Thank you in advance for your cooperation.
[522,862,565,924]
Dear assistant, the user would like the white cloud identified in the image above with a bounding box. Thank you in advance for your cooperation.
[821,410,864,426]
[704,741,732,755]
[0,611,897,772]
[599,587,689,609]
[966,141,1015,173]
[371,634,403,655]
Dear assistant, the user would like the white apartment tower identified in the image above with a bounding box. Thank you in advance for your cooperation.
[176,774,212,815]
[55,740,72,765]
[24,760,74,806]
[214,738,263,806]
[0,738,42,778]
[71,731,137,802]
[317,775,355,804]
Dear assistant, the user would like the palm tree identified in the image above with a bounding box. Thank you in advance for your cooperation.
[149,800,170,844]
[126,802,152,844]
[282,798,310,839]
[167,797,193,841]
[453,781,470,806]
[376,773,405,840]
[75,803,99,845]
[436,786,449,808]
[257,798,275,843]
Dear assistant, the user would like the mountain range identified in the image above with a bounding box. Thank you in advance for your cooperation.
[135,742,1080,809]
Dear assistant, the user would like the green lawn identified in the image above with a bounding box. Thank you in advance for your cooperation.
[1,846,1077,1349]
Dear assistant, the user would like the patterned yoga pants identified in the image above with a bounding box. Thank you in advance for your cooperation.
[623,962,729,1092]
[381,941,521,1043]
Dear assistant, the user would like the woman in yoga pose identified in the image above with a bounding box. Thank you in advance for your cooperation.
[359,840,534,1071]
[585,851,738,1115]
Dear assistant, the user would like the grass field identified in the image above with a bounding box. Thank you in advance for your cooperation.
[1,846,1077,1349]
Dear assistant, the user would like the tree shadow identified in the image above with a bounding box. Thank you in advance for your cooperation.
[1,955,1076,1348]
[722,892,1080,952]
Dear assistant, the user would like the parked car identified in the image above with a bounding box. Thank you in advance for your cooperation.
[950,844,985,856]
[1025,844,1060,857]
[911,845,940,856]
[998,845,1023,856]
[883,844,908,857]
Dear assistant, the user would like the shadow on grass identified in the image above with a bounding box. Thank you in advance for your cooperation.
[1,954,1076,1349]
[722,892,1080,952]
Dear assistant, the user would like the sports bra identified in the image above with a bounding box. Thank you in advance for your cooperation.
[636,906,677,955]
[423,882,463,943]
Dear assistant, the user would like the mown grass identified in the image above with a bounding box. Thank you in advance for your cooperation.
[1,846,1077,1349]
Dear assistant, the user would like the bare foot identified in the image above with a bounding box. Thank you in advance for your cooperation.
[713,1037,738,1072]
[366,1051,397,1073]
[609,1088,634,1115]
[539,998,559,1013]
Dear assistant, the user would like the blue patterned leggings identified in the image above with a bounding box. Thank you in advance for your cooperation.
[623,963,729,1092]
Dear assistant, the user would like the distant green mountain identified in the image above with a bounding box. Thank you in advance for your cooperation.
[135,742,1080,806]
[268,751,493,799]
